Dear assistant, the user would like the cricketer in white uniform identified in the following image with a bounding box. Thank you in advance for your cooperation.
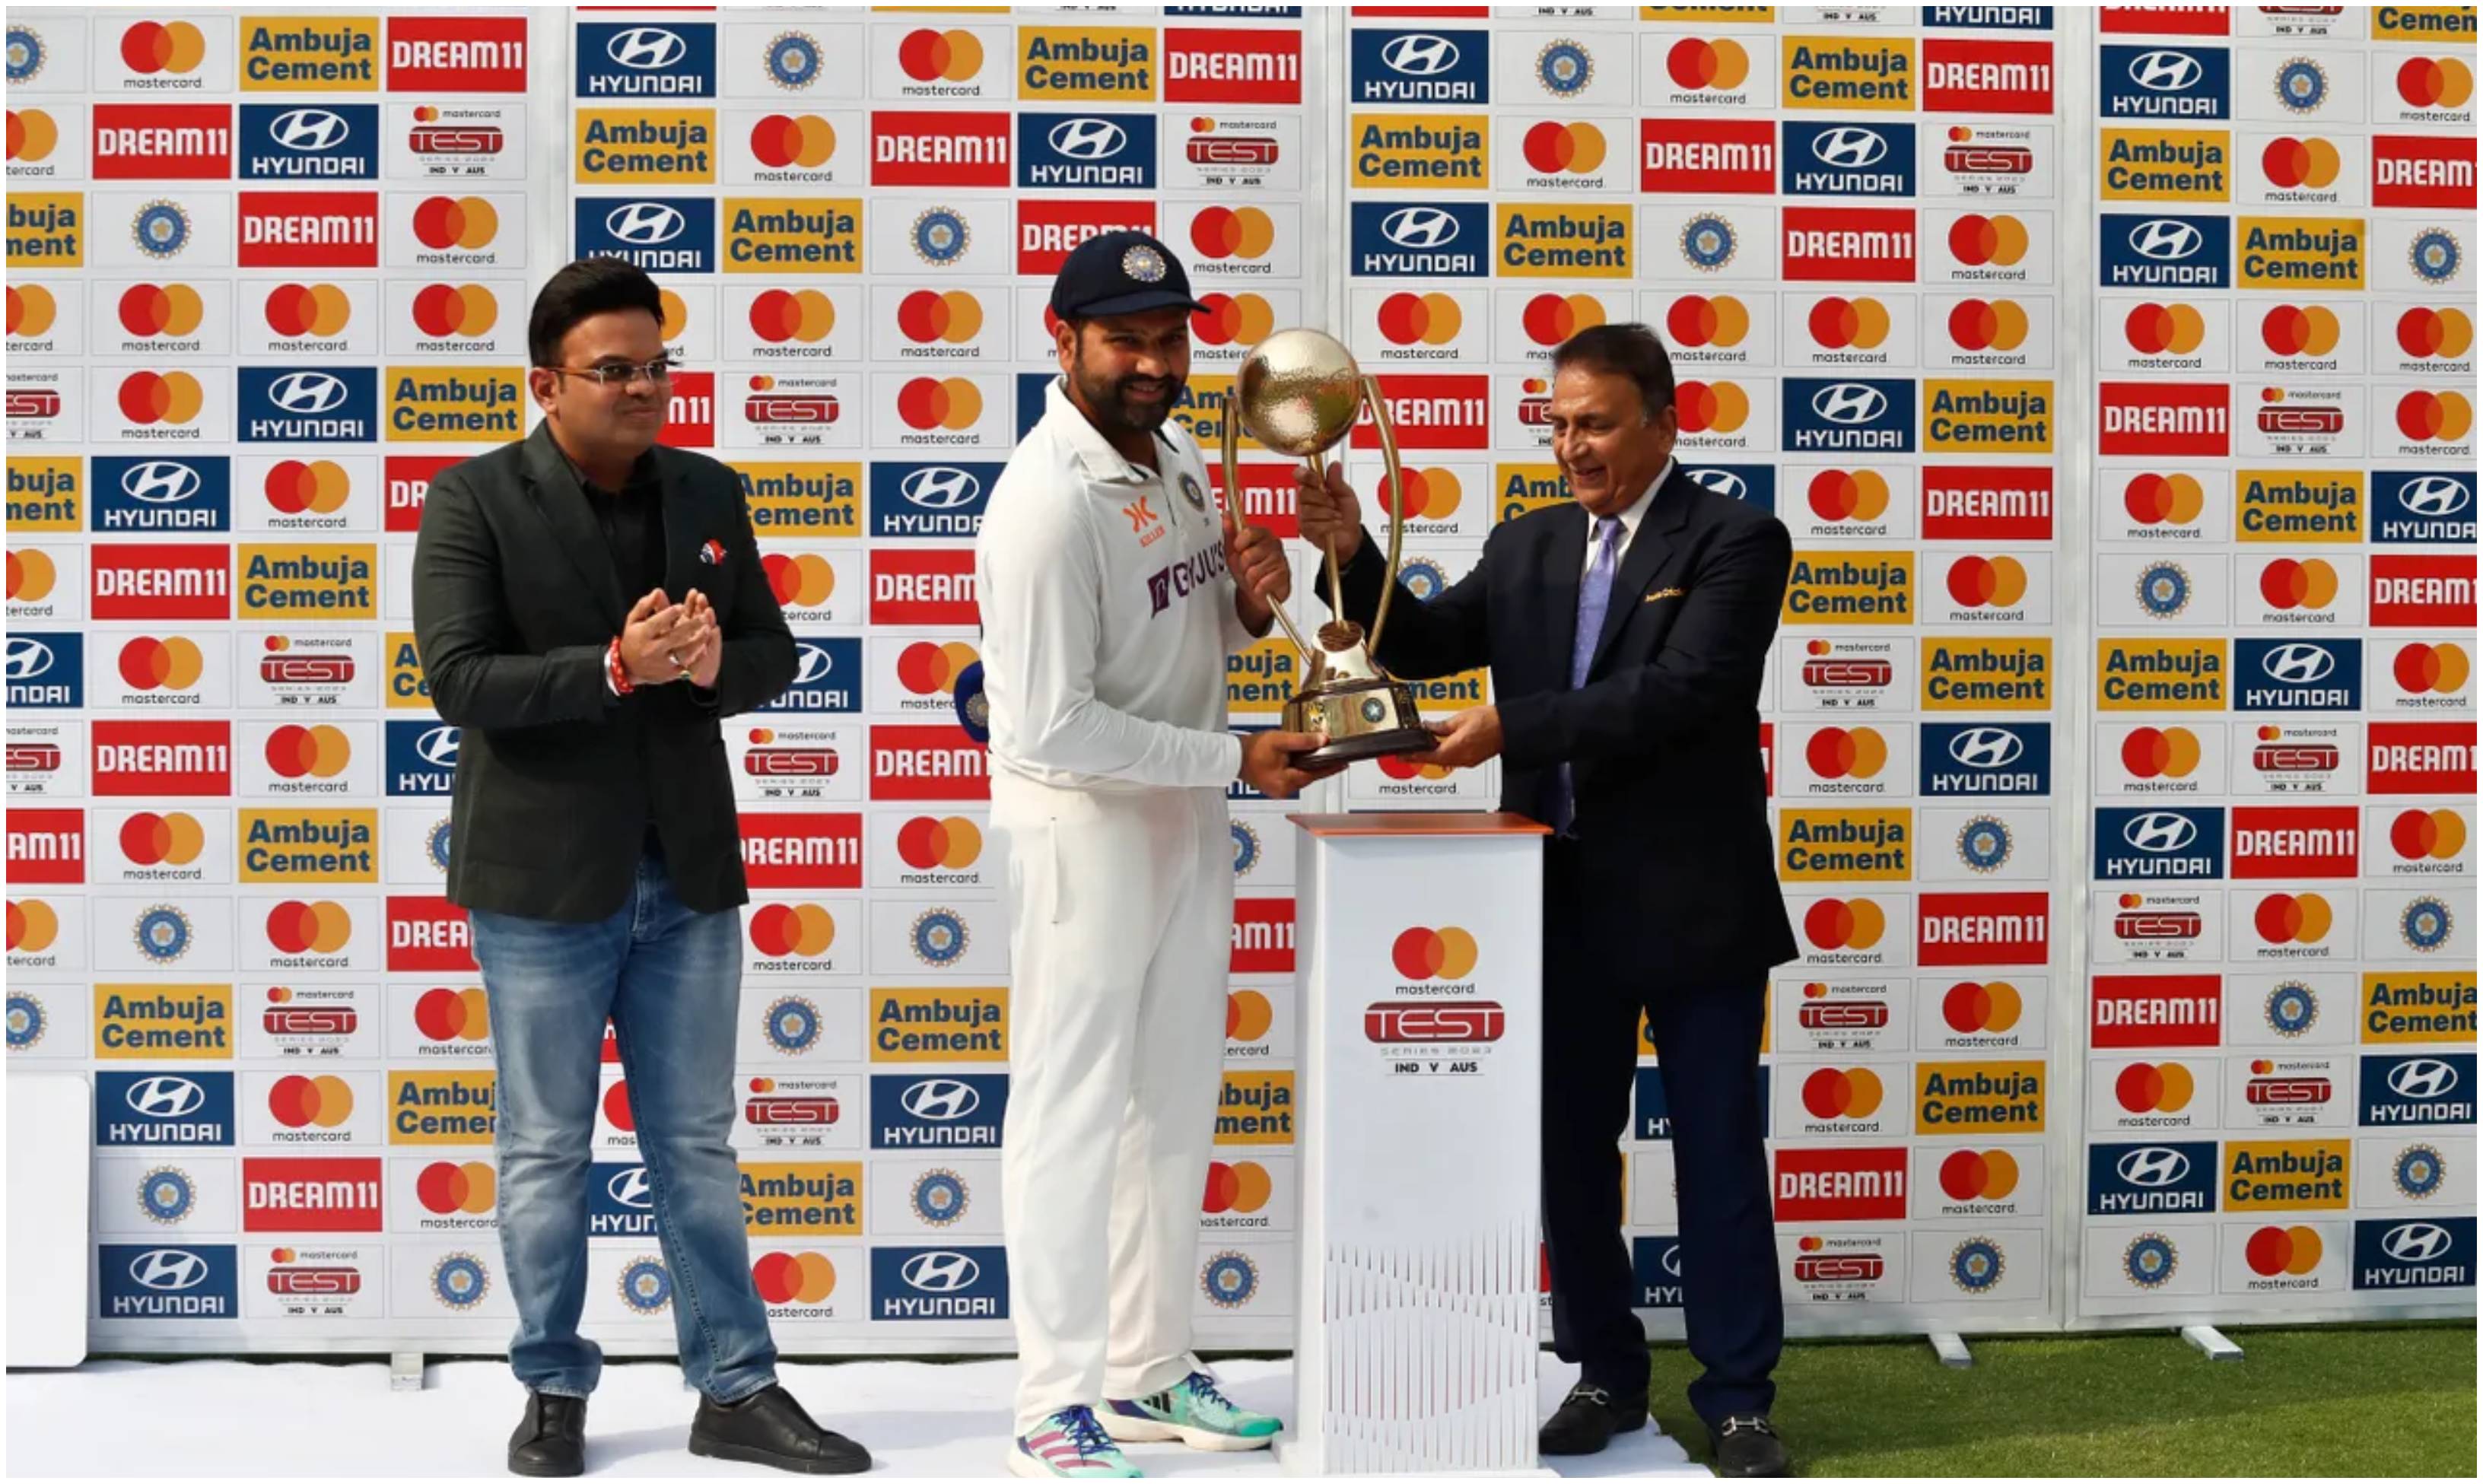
[975,231,1327,1479]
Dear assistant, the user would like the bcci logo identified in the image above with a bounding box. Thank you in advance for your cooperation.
[2265,981,2318,1038]
[1948,1237,2004,1293]
[2136,562,2191,618]
[1536,40,1591,97]
[138,1166,196,1224]
[2395,1144,2444,1200]
[432,1252,490,1310]
[1399,558,1446,601]
[133,905,194,964]
[764,996,822,1055]
[911,908,968,967]
[1680,214,1737,272]
[427,820,453,873]
[912,208,970,267]
[1957,817,2012,874]
[2402,897,2453,952]
[1230,820,1261,878]
[1200,1250,1259,1308]
[2410,229,2462,286]
[5,990,44,1050]
[911,1169,968,1227]
[618,1256,672,1314]
[766,31,820,90]
[134,200,192,260]
[2123,1233,2177,1289]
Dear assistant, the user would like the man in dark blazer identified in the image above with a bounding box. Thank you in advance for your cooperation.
[413,258,866,1478]
[1300,323,1798,1477]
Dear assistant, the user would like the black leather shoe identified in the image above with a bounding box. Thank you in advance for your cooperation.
[507,1392,587,1478]
[688,1384,871,1475]
[1537,1382,1648,1456]
[1709,1413,1791,1478]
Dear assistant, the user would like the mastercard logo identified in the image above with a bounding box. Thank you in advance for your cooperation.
[752,1250,837,1304]
[2394,640,2470,695]
[1521,121,1606,175]
[1948,555,2028,609]
[1392,925,1478,980]
[270,1073,355,1128]
[2397,307,2475,361]
[1191,205,1275,262]
[412,284,496,339]
[1676,379,1749,435]
[1805,725,1886,780]
[267,901,352,955]
[265,459,351,516]
[2125,302,2206,356]
[897,640,979,696]
[1665,37,1749,91]
[2397,55,2475,108]
[2244,1224,2323,1277]
[2121,725,2202,780]
[1376,752,1455,781]
[2122,472,2205,526]
[1191,291,1275,348]
[898,28,984,81]
[763,551,835,607]
[603,1079,635,1133]
[7,284,57,338]
[1808,469,1890,523]
[1943,980,2024,1034]
[895,290,978,346]
[412,195,500,253]
[897,815,983,870]
[1527,292,1606,347]
[896,377,981,431]
[1948,213,2029,269]
[1809,296,1890,351]
[414,986,490,1041]
[119,284,206,338]
[1226,988,1273,1042]
[1381,467,1461,520]
[121,636,205,691]
[6,107,59,163]
[1949,297,2027,353]
[1376,291,1461,347]
[2255,891,2334,945]
[2258,557,2337,611]
[122,21,206,75]
[2115,1060,2195,1114]
[1663,294,1747,351]
[2392,808,2467,861]
[1203,1158,1273,1215]
[120,811,205,867]
[2397,389,2474,443]
[267,723,352,780]
[265,284,352,338]
[1938,1148,2021,1201]
[7,899,59,952]
[750,113,838,170]
[7,548,56,602]
[417,1159,497,1215]
[749,288,838,346]
[118,372,204,427]
[2260,135,2341,190]
[2262,304,2341,358]
[1800,1067,1883,1120]
[1804,898,1886,951]
[658,288,690,340]
[750,902,837,958]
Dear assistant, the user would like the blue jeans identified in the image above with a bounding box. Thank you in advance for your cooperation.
[469,850,776,1402]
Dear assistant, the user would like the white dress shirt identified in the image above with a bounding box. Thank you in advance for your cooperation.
[1580,458,1672,580]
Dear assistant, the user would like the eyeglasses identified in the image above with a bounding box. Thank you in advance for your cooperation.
[543,355,678,389]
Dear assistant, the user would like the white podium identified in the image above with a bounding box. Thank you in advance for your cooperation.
[1280,812,1550,1475]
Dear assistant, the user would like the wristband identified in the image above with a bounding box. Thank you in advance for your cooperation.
[606,637,634,696]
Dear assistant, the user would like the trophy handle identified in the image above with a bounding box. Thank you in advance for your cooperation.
[1220,393,1314,664]
[1361,373,1407,660]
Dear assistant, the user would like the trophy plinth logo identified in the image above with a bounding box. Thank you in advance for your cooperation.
[1222,328,1438,770]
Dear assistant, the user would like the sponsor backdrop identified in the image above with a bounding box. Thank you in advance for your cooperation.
[1,6,2469,1358]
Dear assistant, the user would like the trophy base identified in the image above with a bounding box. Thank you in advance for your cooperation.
[1283,676,1435,770]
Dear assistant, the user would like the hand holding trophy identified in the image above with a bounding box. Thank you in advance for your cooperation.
[1219,328,1439,770]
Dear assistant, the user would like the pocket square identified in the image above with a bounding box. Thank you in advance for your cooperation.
[1645,586,1687,603]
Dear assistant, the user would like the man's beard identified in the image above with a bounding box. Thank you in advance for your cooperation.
[1070,357,1181,438]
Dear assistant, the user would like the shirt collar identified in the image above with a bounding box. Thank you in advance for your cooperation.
[558,442,659,500]
[1601,457,1671,543]
[1044,376,1177,485]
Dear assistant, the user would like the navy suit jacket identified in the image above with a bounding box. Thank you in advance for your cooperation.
[1315,464,1801,982]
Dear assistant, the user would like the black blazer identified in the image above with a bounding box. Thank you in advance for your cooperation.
[412,422,795,923]
[1317,463,1800,981]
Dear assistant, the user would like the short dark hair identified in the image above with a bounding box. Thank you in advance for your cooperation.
[1549,323,1677,423]
[528,257,664,368]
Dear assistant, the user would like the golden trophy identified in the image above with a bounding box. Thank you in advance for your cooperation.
[1220,328,1438,769]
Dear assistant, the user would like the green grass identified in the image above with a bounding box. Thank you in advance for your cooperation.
[1648,1321,2476,1477]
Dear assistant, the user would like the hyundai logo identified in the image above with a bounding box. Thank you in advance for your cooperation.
[1047,118,1126,160]
[1660,1244,1682,1279]
[1950,727,2024,769]
[2387,1058,2459,1100]
[129,1249,208,1291]
[792,644,836,685]
[899,466,981,509]
[2130,219,2203,261]
[1811,383,1887,424]
[900,1078,980,1121]
[269,108,351,151]
[2116,1146,2190,1187]
[3,638,54,680]
[608,27,688,69]
[2402,476,2472,517]
[1380,33,1460,75]
[2125,812,2197,853]
[901,1250,981,1292]
[2262,643,2335,684]
[268,372,348,414]
[606,202,685,245]
[121,460,201,504]
[1381,206,1460,249]
[1812,126,1888,169]
[2382,1222,2453,1263]
[415,725,460,767]
[1687,469,1747,500]
[606,1167,653,1209]
[2129,50,2204,91]
[127,1076,207,1118]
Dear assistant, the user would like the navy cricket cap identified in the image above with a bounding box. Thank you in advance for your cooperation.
[1048,230,1207,319]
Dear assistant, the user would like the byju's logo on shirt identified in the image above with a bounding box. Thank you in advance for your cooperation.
[1146,539,1229,618]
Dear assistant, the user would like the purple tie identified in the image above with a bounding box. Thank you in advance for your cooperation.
[1550,516,1624,836]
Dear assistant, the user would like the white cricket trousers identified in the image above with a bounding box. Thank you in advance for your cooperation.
[991,769,1235,1434]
